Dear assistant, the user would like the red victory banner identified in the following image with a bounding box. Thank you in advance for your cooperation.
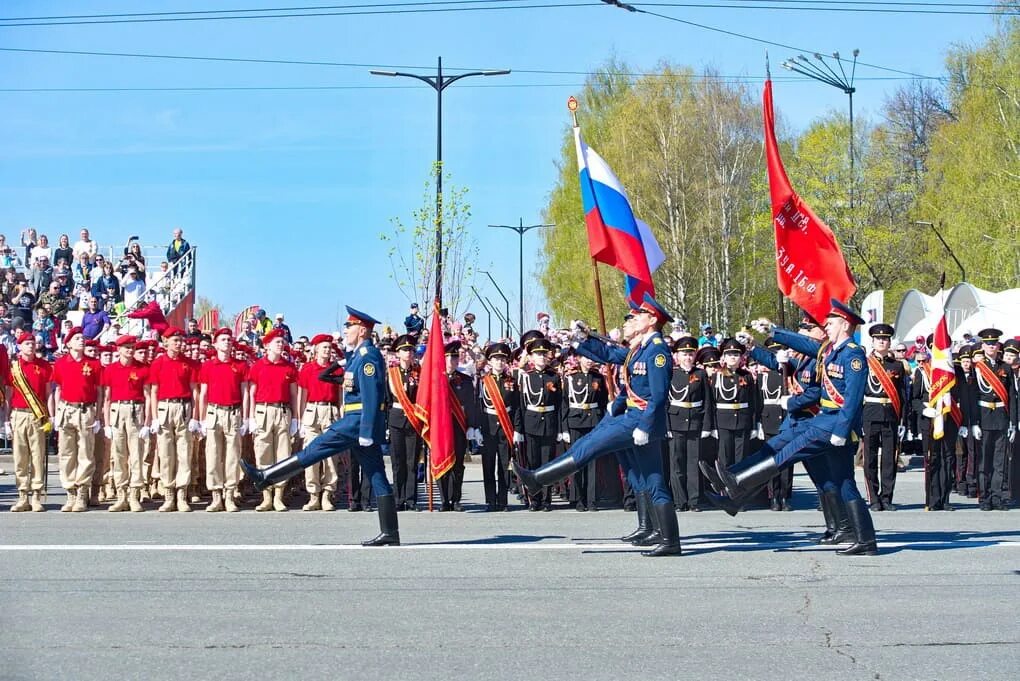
[413,301,456,482]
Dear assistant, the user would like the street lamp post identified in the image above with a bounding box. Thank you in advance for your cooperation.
[470,285,494,339]
[371,58,510,308]
[478,269,512,338]
[489,218,553,334]
[916,220,966,282]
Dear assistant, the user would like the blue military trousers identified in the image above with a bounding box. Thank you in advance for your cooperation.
[755,420,863,504]
[296,414,393,497]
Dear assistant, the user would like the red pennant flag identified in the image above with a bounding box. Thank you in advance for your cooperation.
[764,79,856,321]
[929,313,957,440]
[414,301,455,481]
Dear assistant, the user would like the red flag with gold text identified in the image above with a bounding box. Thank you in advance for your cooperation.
[764,79,856,321]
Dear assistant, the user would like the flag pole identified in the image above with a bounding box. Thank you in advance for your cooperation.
[569,96,610,335]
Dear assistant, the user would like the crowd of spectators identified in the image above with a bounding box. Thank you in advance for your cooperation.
[0,228,193,359]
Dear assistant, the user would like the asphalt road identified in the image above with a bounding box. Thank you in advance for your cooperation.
[1,462,1017,681]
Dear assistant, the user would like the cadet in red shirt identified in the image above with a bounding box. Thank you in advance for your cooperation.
[101,335,150,512]
[52,326,104,512]
[4,333,52,512]
[198,328,248,512]
[296,333,341,511]
[147,327,199,512]
[246,329,299,511]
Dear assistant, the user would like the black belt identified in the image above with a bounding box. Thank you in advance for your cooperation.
[161,398,192,404]
[210,403,241,410]
[257,402,291,408]
[63,401,96,409]
[307,401,335,406]
[112,400,144,405]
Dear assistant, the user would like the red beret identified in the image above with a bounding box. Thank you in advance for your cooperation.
[263,329,285,345]
[114,335,137,348]
[84,339,99,348]
[100,345,115,354]
[185,336,200,346]
[162,326,185,338]
[16,331,34,344]
[310,333,333,346]
[213,327,233,340]
[63,326,84,346]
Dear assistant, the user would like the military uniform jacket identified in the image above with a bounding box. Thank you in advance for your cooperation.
[863,352,907,426]
[386,363,420,430]
[515,368,561,437]
[757,370,786,434]
[753,333,822,427]
[969,359,1017,430]
[479,369,520,439]
[712,368,758,431]
[343,340,387,442]
[560,369,608,431]
[666,365,714,433]
[448,369,480,431]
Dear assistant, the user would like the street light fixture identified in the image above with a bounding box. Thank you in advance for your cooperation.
[489,218,554,334]
[915,220,966,282]
[371,57,510,308]
[478,269,512,337]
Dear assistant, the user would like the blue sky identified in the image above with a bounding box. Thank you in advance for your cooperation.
[0,0,998,338]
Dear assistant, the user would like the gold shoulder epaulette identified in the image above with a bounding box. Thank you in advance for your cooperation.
[359,347,368,356]
[652,337,663,345]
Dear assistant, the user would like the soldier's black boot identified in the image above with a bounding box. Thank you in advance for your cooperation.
[716,451,779,499]
[240,456,305,492]
[632,494,662,546]
[699,460,725,493]
[836,499,878,556]
[818,489,854,545]
[512,454,579,498]
[362,494,400,547]
[642,504,681,557]
[620,492,652,543]
[703,491,746,517]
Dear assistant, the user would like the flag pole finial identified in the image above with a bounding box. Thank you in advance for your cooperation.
[567,95,579,128]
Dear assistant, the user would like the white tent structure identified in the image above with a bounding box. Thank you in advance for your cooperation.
[892,283,1020,343]
[892,287,951,344]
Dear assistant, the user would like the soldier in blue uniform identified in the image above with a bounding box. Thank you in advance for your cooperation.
[706,300,878,555]
[513,293,680,557]
[241,306,399,547]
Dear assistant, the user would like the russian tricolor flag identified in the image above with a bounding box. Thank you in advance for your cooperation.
[574,126,664,306]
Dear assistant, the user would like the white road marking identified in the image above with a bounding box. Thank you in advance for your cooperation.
[0,540,1016,551]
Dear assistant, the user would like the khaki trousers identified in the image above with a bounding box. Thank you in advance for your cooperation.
[302,403,339,493]
[12,409,47,493]
[109,401,145,490]
[57,403,97,490]
[205,404,242,491]
[253,403,291,487]
[156,400,192,491]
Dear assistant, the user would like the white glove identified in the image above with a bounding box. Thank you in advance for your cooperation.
[700,430,711,439]
[1009,424,1016,443]
[830,433,847,446]
[897,425,906,439]
[473,431,485,446]
[632,428,649,446]
[710,429,718,439]
[238,420,249,436]
[358,437,373,447]
[958,426,969,439]
[570,319,590,342]
[922,407,937,419]
[756,424,766,440]
[247,418,258,435]
[198,422,207,438]
[187,419,201,434]
[513,431,524,444]
[89,420,101,434]
[779,395,791,411]
[560,431,571,444]
[555,431,564,443]
[666,430,673,439]
[103,425,114,439]
[138,426,150,439]
[751,317,775,335]
[775,349,790,364]
[906,431,914,441]
[973,425,982,441]
[289,418,299,437]
[149,421,159,433]
[3,421,12,439]
[735,331,753,346]
[299,424,308,438]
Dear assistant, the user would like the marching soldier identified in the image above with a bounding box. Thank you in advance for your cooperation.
[5,332,50,512]
[712,339,758,472]
[479,342,519,511]
[757,339,791,510]
[666,336,714,512]
[52,326,104,512]
[147,327,200,512]
[101,335,149,512]
[385,334,422,511]
[298,334,342,511]
[969,328,1016,510]
[560,353,608,511]
[862,323,908,511]
[515,337,561,511]
[246,328,300,512]
[197,328,247,512]
[443,340,480,511]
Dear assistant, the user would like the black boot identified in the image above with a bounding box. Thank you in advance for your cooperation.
[240,456,306,492]
[818,489,854,545]
[704,491,746,517]
[716,452,780,499]
[362,494,400,547]
[632,495,662,546]
[511,454,579,498]
[642,503,681,557]
[836,499,878,556]
[699,460,725,492]
[620,492,652,543]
